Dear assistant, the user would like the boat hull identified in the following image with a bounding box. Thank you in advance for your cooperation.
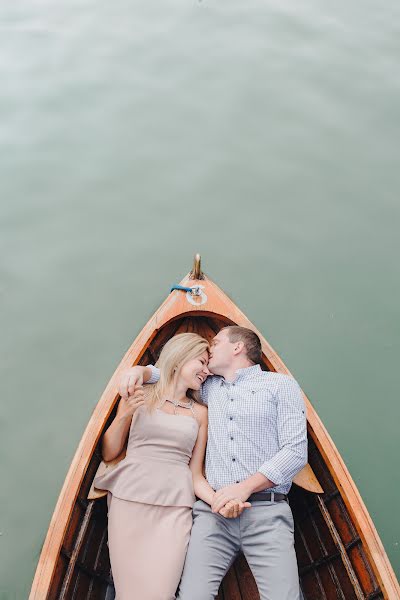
[30,274,400,599]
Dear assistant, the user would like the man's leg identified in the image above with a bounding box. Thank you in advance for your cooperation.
[177,500,240,600]
[240,500,300,600]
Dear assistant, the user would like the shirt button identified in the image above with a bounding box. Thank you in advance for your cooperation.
[232,458,236,462]
[230,417,233,420]
[236,480,239,483]
[232,383,235,386]
[230,398,234,402]
[230,437,234,440]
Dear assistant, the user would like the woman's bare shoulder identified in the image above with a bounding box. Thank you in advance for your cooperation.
[195,401,208,423]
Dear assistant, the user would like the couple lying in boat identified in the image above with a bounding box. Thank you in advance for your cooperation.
[94,325,308,600]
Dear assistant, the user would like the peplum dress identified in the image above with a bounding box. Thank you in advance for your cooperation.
[94,402,199,600]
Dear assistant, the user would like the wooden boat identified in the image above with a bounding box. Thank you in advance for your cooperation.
[31,255,400,600]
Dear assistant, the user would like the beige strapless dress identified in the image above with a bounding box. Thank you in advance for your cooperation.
[94,404,199,600]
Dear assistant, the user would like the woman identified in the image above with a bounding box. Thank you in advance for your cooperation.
[94,333,216,600]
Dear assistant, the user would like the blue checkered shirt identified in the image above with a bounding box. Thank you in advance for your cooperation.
[147,364,308,494]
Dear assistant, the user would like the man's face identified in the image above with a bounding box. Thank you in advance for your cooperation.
[208,329,237,375]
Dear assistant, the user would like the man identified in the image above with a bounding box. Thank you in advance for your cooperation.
[119,326,307,600]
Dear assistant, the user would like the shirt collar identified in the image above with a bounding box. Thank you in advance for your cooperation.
[219,364,262,385]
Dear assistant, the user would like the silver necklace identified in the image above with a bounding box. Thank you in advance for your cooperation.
[165,397,194,415]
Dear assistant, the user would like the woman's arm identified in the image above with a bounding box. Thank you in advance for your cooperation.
[102,386,145,462]
[189,406,216,506]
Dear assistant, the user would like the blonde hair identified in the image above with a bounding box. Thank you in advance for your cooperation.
[145,332,209,411]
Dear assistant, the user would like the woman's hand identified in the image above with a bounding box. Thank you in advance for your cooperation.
[102,385,146,461]
[219,499,251,519]
[118,385,145,418]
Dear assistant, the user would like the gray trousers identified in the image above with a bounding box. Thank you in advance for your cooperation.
[177,499,300,600]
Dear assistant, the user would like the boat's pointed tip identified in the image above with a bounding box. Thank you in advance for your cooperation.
[189,253,205,280]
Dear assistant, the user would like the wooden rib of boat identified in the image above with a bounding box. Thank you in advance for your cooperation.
[31,256,400,600]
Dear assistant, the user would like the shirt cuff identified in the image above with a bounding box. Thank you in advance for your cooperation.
[146,364,160,384]
[257,463,284,487]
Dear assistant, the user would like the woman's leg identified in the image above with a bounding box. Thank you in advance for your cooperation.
[108,496,192,600]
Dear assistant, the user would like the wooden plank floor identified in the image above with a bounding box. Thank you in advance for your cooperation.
[216,554,260,600]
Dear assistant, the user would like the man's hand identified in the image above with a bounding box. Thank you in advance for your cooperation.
[119,366,145,400]
[212,482,252,514]
[219,498,251,519]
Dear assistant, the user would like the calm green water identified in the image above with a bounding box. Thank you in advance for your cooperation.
[1,1,399,597]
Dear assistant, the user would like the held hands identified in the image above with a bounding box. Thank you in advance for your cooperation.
[119,366,145,400]
[219,498,251,519]
[118,385,145,419]
[212,482,252,515]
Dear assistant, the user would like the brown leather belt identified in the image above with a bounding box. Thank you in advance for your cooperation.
[248,492,288,503]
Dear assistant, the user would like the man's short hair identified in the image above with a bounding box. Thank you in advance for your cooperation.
[221,326,262,364]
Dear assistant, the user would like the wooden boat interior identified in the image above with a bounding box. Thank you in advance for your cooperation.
[51,313,385,600]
